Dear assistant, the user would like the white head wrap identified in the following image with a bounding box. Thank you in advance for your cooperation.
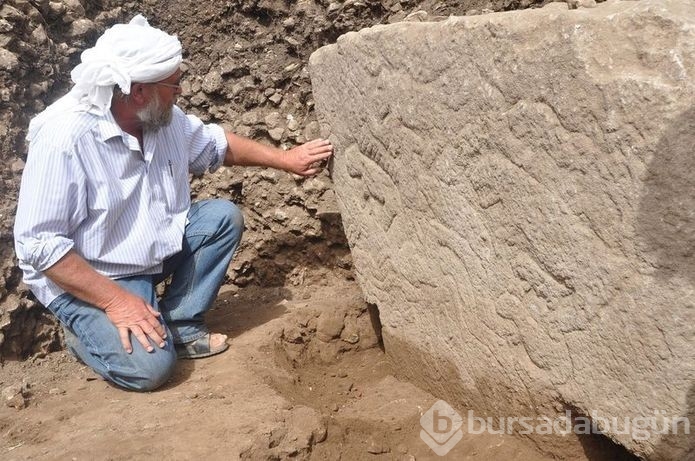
[27,14,182,141]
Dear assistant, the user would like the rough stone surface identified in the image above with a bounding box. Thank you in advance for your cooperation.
[310,0,695,458]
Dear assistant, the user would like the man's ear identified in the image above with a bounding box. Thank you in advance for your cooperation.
[129,83,149,105]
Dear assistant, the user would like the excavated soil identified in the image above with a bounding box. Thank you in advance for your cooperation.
[1,276,557,460]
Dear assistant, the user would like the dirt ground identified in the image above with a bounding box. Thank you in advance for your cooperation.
[1,275,556,460]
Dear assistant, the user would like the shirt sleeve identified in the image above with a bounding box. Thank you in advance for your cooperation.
[178,107,228,175]
[14,134,87,272]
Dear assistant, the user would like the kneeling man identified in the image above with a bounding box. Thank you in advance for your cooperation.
[13,15,332,391]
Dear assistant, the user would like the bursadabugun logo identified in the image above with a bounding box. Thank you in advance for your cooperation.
[420,400,464,456]
[466,409,690,440]
[420,399,690,456]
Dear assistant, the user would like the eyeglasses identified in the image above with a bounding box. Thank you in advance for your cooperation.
[154,82,182,90]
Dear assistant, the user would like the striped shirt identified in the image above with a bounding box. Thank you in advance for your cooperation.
[13,105,228,306]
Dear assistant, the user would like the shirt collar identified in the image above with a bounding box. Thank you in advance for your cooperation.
[95,109,126,143]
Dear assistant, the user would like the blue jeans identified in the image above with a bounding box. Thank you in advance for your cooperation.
[47,199,244,391]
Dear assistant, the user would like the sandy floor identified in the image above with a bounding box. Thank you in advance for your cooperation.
[1,278,553,460]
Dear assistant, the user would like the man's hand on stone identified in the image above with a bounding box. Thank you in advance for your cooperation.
[104,294,167,354]
[283,138,333,176]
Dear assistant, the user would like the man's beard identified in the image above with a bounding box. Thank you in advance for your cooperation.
[137,93,173,131]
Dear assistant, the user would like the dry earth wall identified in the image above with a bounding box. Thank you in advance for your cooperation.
[310,0,695,458]
[0,0,114,359]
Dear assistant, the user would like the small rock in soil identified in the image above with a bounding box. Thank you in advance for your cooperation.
[268,127,284,141]
[342,332,360,344]
[316,310,345,342]
[11,159,25,173]
[366,436,390,454]
[269,93,283,104]
[313,426,328,443]
[264,111,282,129]
[2,383,28,409]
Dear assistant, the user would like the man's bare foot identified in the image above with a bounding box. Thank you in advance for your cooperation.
[209,333,228,350]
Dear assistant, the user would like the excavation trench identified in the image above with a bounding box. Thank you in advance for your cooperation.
[250,292,639,460]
